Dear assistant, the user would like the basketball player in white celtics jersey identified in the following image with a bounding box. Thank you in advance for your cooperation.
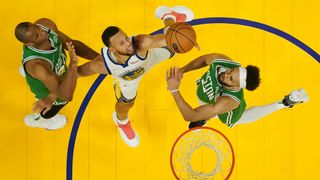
[78,6,194,147]
[166,54,309,129]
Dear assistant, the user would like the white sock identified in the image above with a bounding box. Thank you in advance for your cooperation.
[163,14,176,22]
[116,115,129,125]
[236,100,286,125]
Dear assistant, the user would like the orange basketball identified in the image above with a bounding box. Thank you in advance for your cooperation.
[165,22,198,54]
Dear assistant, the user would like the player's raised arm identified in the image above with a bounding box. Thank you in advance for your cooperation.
[35,18,99,60]
[180,53,232,74]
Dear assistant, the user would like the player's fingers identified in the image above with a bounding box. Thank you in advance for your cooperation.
[42,104,52,114]
[66,42,71,50]
[174,66,179,78]
[166,70,169,80]
[171,66,175,77]
[42,108,49,114]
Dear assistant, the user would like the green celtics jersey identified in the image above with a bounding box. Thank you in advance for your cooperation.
[22,24,67,105]
[196,59,246,127]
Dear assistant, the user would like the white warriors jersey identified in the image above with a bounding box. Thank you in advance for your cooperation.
[101,41,174,99]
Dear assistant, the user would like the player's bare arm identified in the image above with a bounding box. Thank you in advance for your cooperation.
[35,18,99,60]
[180,53,232,73]
[176,96,239,122]
[134,34,166,56]
[25,42,79,101]
[78,55,109,77]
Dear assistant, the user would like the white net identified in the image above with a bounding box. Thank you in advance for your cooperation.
[171,127,234,180]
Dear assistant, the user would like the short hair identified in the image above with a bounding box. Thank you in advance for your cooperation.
[245,65,261,91]
[101,26,120,47]
[15,22,32,43]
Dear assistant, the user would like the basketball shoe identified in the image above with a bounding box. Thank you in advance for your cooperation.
[112,112,139,147]
[155,6,194,22]
[24,114,66,130]
[282,88,309,108]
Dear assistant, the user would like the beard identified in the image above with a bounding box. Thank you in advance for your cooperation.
[118,51,134,56]
[117,46,135,56]
[218,73,230,87]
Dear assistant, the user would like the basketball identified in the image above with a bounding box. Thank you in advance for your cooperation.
[165,22,198,54]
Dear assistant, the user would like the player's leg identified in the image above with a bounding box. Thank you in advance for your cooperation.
[115,99,135,120]
[236,88,309,125]
[24,104,67,130]
[112,80,140,147]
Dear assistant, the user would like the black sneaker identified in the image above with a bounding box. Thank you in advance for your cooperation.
[188,120,207,129]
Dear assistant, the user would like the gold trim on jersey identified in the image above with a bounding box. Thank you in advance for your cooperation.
[121,67,145,80]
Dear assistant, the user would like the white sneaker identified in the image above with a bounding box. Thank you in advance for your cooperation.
[155,6,194,22]
[282,88,309,107]
[112,112,139,148]
[24,114,67,130]
[19,65,26,77]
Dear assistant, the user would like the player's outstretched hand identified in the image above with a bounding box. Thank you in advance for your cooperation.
[66,42,79,65]
[166,66,183,92]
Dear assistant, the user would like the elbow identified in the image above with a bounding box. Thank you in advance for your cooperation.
[182,112,205,122]
[59,94,73,102]
[182,113,197,122]
[65,94,73,102]
[63,96,73,102]
[183,117,192,122]
[66,96,73,102]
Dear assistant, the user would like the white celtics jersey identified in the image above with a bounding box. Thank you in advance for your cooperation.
[101,45,174,99]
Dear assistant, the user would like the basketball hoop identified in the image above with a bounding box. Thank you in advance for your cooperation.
[170,127,235,179]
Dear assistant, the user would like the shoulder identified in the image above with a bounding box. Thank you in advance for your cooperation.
[34,18,59,33]
[25,59,53,79]
[220,90,243,105]
[203,96,239,116]
[216,95,240,108]
[133,34,152,49]
[212,58,241,68]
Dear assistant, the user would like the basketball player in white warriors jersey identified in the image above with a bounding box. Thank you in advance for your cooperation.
[78,6,195,147]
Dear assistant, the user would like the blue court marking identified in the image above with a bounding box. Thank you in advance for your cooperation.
[67,17,320,180]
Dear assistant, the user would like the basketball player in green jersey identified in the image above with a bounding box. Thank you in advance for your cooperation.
[15,18,99,130]
[166,53,309,129]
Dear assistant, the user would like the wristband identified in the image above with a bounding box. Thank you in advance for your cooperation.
[170,89,179,93]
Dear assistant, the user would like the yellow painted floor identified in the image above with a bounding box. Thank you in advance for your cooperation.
[1,0,320,179]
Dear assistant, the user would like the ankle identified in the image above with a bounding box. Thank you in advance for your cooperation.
[115,114,129,125]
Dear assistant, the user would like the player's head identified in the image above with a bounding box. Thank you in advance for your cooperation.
[15,22,49,46]
[101,26,134,56]
[218,65,260,91]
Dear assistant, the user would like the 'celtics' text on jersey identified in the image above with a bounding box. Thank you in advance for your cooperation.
[196,59,246,127]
